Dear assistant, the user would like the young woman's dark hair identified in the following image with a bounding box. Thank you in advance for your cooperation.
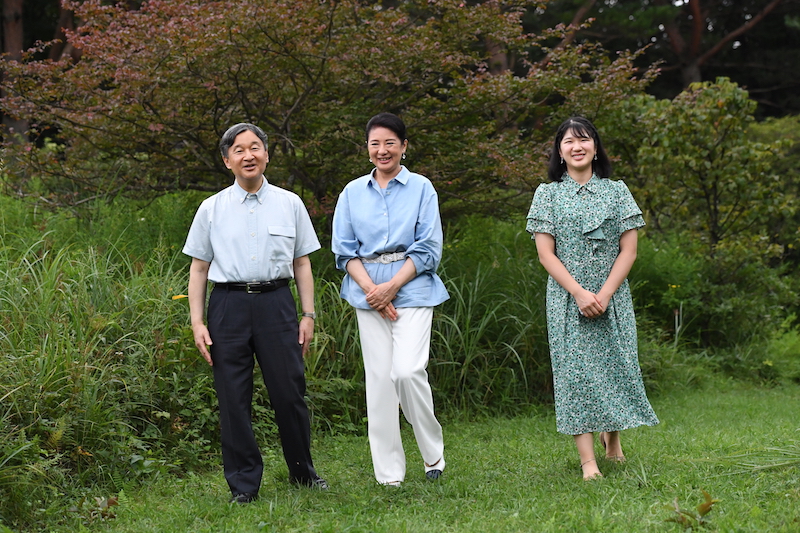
[365,112,407,142]
[547,116,612,182]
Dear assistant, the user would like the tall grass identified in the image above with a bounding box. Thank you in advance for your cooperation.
[2,192,793,531]
[0,195,555,529]
[0,196,220,529]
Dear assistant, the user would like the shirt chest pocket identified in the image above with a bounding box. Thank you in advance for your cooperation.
[268,225,296,261]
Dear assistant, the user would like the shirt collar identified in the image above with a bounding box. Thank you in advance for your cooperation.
[366,165,410,189]
[562,172,600,194]
[233,176,268,204]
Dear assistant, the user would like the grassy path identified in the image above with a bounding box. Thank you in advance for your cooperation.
[87,381,800,532]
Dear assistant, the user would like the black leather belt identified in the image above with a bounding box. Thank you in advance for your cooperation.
[215,279,290,293]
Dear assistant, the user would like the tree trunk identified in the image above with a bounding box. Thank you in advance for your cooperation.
[2,0,28,137]
[48,4,80,62]
[682,61,702,87]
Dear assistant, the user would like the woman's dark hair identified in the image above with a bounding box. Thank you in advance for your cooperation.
[365,112,407,142]
[219,123,269,158]
[547,116,612,182]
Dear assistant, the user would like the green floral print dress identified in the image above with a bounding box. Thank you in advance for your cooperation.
[526,174,659,435]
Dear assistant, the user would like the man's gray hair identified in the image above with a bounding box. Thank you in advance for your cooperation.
[219,123,269,158]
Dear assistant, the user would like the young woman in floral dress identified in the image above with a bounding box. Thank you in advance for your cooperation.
[526,116,659,480]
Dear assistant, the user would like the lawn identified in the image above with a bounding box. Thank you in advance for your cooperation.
[75,380,800,533]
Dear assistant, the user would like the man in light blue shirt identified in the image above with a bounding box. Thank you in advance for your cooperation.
[184,123,327,503]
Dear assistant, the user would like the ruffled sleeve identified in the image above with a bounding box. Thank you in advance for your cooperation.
[616,180,645,232]
[526,183,555,236]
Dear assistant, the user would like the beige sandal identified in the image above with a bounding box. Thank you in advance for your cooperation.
[580,458,603,480]
[600,432,626,462]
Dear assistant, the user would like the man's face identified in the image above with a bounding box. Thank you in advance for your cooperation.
[223,129,269,181]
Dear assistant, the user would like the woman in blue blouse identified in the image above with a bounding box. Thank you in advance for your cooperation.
[332,112,449,486]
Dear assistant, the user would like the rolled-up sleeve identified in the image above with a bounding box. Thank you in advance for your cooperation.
[404,182,443,275]
[331,169,449,309]
[331,186,359,271]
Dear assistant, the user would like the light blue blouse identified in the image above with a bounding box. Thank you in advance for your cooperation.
[331,166,449,309]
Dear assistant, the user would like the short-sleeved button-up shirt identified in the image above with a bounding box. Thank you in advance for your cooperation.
[183,177,320,282]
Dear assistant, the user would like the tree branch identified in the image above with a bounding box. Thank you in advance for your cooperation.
[537,0,596,67]
[695,0,784,68]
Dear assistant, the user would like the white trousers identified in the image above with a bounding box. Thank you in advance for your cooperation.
[356,307,444,483]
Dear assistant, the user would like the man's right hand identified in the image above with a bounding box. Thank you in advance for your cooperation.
[192,324,214,366]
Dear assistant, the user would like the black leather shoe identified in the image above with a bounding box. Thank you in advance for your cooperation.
[425,469,443,481]
[291,475,329,490]
[229,492,258,504]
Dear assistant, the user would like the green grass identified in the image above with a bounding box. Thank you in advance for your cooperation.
[64,381,800,533]
[3,195,799,532]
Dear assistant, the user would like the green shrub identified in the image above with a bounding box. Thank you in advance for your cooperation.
[1,192,796,529]
[630,233,795,349]
[764,319,800,384]
[435,215,553,411]
[629,233,704,346]
[714,317,800,385]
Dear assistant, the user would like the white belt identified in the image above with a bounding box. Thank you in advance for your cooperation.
[361,251,406,264]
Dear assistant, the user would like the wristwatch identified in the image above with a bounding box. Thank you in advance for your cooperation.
[301,312,317,319]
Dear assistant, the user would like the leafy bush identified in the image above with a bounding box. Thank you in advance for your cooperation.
[611,80,799,348]
[436,215,552,412]
[712,316,800,385]
[630,233,796,348]
[764,318,800,384]
[1,192,797,529]
[0,196,218,529]
[629,234,704,346]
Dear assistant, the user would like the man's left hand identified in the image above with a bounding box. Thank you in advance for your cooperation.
[298,317,314,357]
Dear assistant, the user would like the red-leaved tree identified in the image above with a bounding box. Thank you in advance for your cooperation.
[1,0,656,217]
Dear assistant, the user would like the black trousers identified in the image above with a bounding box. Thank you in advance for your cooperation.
[207,284,317,495]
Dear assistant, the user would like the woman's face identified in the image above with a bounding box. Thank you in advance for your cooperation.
[559,128,596,175]
[367,126,407,177]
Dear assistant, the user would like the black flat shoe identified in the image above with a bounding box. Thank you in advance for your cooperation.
[229,492,258,504]
[425,469,443,481]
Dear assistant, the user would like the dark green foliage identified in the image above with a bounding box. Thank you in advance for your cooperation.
[0,0,656,218]
[748,115,800,268]
[610,79,799,347]
[630,232,795,348]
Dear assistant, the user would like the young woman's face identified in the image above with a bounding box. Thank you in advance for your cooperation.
[559,128,596,175]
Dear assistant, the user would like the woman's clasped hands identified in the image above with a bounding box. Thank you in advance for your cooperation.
[574,287,608,318]
[365,282,399,320]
